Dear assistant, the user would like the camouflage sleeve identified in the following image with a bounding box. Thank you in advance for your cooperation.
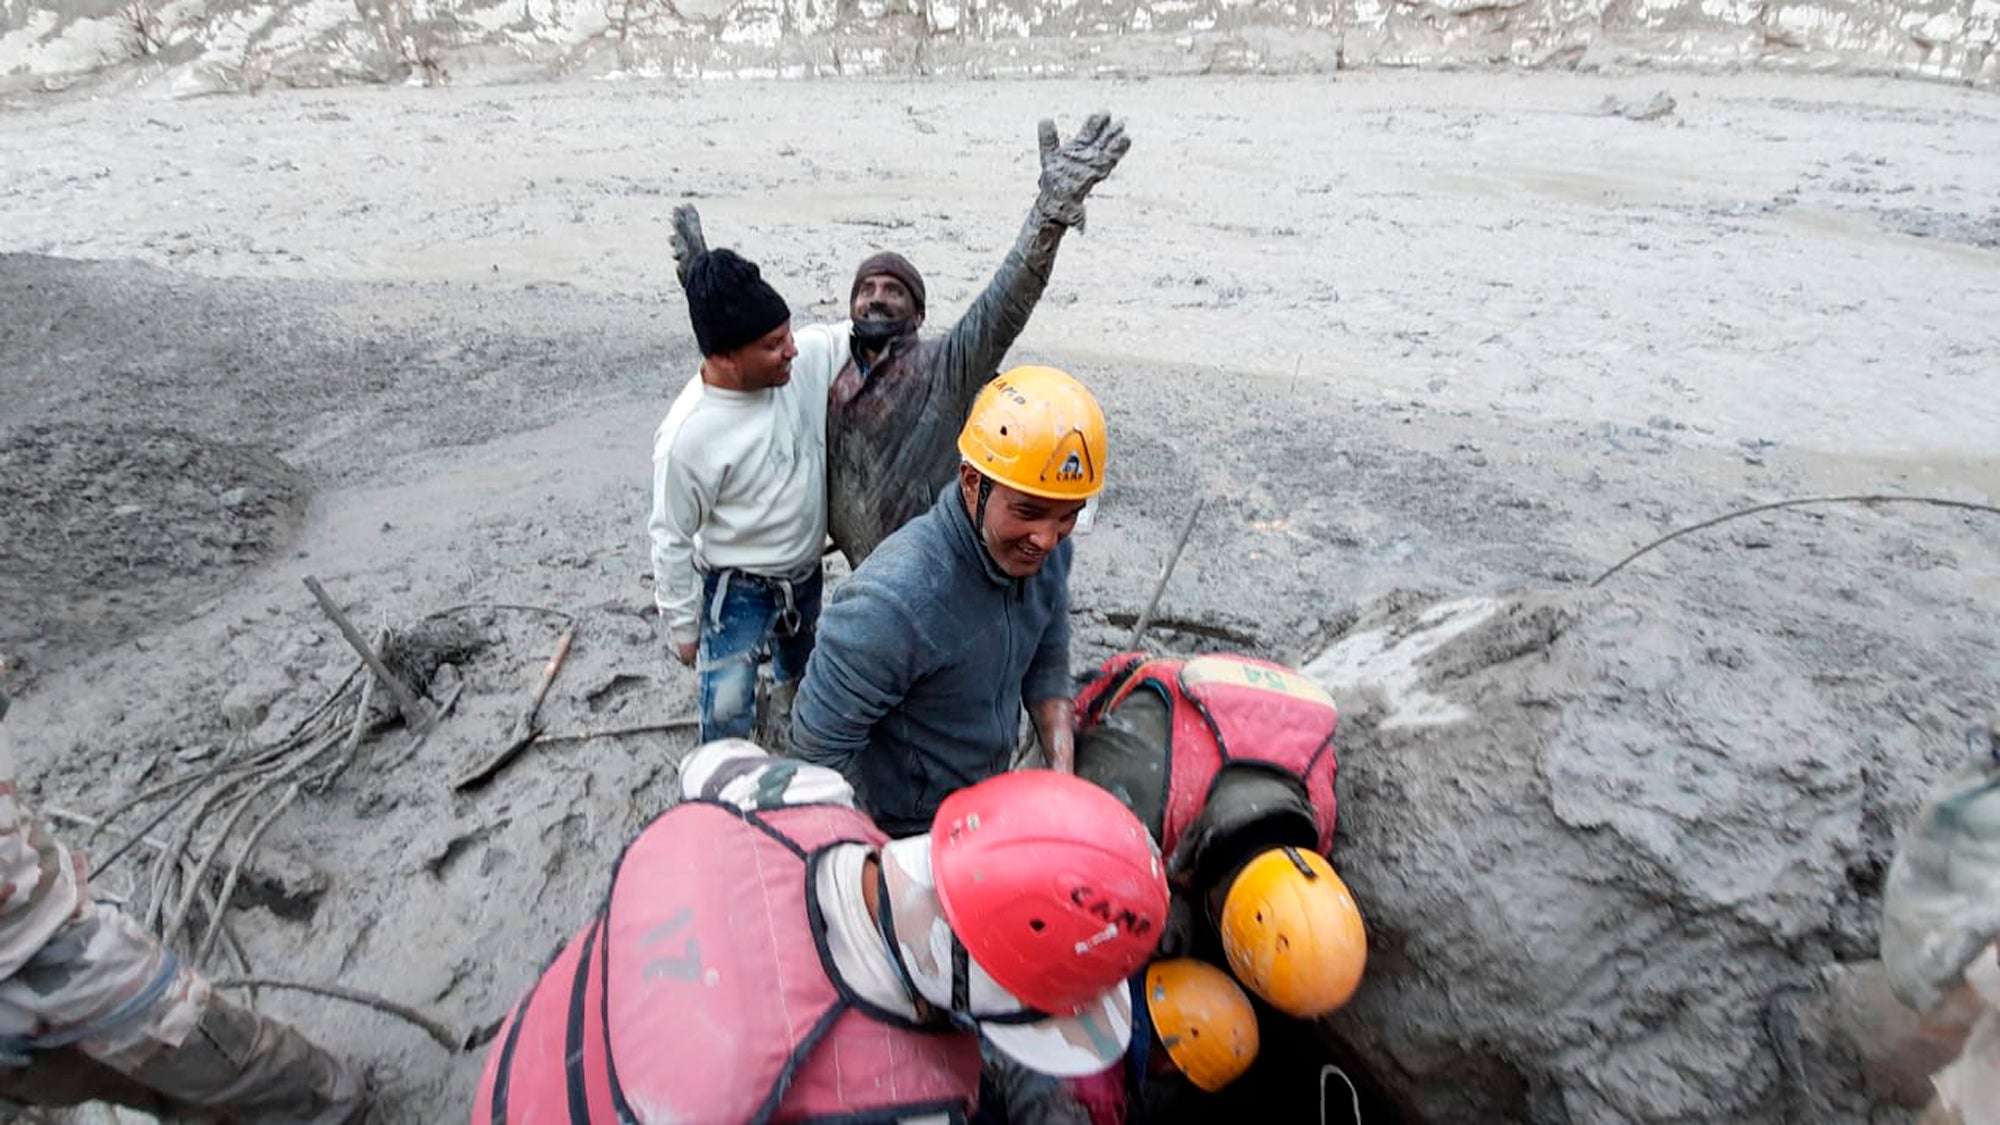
[1931,958,2000,1118]
[678,739,858,812]
[1882,726,2000,1013]
[0,736,88,979]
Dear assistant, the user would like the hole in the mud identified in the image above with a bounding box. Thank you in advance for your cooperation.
[1158,1013,1415,1124]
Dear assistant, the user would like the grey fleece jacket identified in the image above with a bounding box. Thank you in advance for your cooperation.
[789,484,1073,833]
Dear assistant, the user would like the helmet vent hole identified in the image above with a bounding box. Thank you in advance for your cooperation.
[1029,918,1045,932]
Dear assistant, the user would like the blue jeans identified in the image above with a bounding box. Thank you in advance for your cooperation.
[697,566,823,743]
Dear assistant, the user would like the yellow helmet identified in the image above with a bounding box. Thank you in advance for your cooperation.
[1144,959,1260,1093]
[1219,847,1367,1018]
[956,365,1107,501]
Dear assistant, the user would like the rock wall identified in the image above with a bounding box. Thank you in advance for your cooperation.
[1305,584,1995,1122]
[2,0,1995,93]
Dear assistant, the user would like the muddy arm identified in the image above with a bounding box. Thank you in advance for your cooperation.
[670,204,708,290]
[934,114,1131,406]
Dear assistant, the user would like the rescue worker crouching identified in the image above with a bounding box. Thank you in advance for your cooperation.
[1072,652,1370,1019]
[473,739,1170,1123]
[1052,959,1263,1125]
[1001,654,1369,1125]
[0,691,366,1123]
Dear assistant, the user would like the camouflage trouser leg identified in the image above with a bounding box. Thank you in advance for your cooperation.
[0,902,366,1123]
[111,988,369,1124]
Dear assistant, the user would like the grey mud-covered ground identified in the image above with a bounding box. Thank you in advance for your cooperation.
[0,72,1996,1121]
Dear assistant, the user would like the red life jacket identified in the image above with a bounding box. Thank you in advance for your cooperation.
[471,800,982,1124]
[1075,653,1339,862]
[1065,1066,1128,1125]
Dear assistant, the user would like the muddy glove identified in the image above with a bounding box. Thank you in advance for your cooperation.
[670,204,709,290]
[1033,112,1132,231]
[1881,712,2000,1013]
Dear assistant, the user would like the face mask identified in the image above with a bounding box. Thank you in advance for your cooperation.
[851,317,910,350]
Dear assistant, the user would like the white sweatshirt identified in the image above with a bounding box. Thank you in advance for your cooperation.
[648,322,847,646]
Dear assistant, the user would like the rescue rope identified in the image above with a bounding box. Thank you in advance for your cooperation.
[1320,1063,1362,1125]
[1589,494,2000,588]
[214,978,459,1050]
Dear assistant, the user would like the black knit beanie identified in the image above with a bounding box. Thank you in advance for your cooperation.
[686,248,791,357]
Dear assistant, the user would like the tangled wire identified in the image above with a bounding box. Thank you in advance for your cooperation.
[73,618,484,972]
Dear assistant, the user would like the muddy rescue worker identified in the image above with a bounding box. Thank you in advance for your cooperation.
[1879,712,2000,1124]
[669,112,1131,567]
[0,691,366,1122]
[472,739,1169,1124]
[1072,652,1368,1019]
[790,366,1106,835]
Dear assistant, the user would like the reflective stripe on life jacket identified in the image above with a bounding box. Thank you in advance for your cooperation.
[472,800,981,1124]
[1076,653,1339,864]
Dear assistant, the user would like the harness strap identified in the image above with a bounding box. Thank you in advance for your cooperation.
[872,860,940,1028]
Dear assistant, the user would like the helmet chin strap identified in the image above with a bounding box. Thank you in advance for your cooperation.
[873,855,1053,1029]
[974,475,995,532]
[872,859,952,1028]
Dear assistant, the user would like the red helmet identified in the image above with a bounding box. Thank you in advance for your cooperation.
[930,770,1168,1014]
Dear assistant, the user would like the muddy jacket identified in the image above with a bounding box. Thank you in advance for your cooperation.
[791,485,1072,834]
[827,208,1081,567]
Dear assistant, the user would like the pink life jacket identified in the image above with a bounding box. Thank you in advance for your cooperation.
[1075,653,1339,864]
[471,800,982,1124]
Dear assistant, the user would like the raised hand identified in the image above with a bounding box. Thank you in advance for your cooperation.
[1034,111,1132,229]
[670,204,709,290]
